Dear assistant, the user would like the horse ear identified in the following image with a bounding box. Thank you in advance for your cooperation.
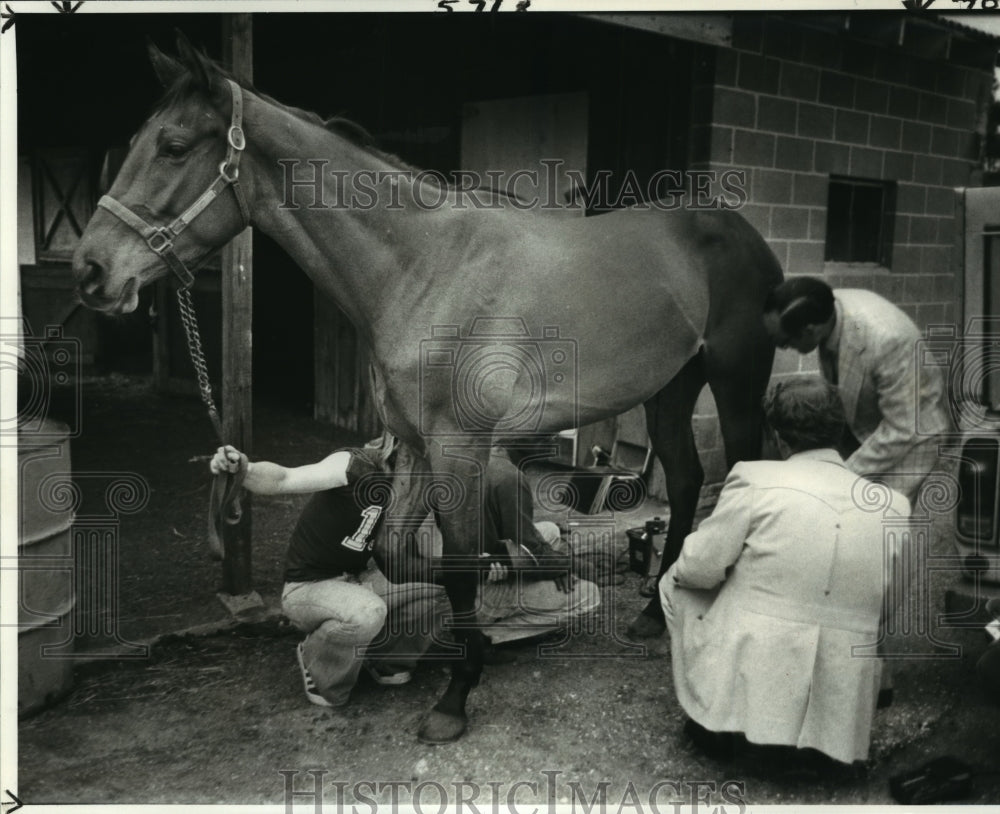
[174,29,220,95]
[147,38,184,88]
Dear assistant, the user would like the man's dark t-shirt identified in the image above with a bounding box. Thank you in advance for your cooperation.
[283,476,389,583]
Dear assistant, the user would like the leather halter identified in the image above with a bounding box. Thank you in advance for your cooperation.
[97,78,251,290]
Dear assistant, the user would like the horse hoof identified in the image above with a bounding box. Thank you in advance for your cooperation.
[417,710,468,744]
[627,612,666,640]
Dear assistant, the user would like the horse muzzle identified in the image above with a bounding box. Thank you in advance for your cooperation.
[73,260,140,314]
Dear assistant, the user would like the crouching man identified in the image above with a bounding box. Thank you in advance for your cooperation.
[210,433,450,708]
[660,376,910,766]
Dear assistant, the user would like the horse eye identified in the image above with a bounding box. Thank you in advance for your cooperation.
[160,141,190,159]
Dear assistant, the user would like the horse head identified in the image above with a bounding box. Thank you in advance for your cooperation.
[72,33,250,314]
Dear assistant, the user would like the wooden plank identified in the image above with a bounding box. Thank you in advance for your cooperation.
[220,13,254,597]
[578,13,732,48]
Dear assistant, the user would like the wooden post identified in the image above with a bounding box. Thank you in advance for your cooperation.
[219,14,255,601]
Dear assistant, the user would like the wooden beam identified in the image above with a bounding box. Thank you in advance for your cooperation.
[578,13,732,48]
[220,13,255,598]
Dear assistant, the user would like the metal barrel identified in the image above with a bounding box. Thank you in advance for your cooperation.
[18,419,75,717]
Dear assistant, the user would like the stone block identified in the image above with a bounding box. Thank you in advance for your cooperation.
[715,88,756,127]
[751,168,794,204]
[849,146,884,178]
[888,86,921,120]
[797,102,835,140]
[818,70,855,107]
[854,78,890,114]
[884,150,914,182]
[737,52,781,94]
[792,172,828,206]
[897,182,927,215]
[814,141,849,174]
[918,92,950,127]
[926,186,956,217]
[834,109,870,144]
[771,206,810,239]
[757,95,798,134]
[775,136,814,172]
[902,121,932,154]
[786,240,825,276]
[870,115,902,150]
[734,129,776,167]
[909,215,940,245]
[913,154,944,187]
[779,62,820,102]
[931,127,960,159]
[809,208,827,242]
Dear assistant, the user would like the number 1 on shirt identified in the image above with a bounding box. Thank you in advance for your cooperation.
[341,505,383,551]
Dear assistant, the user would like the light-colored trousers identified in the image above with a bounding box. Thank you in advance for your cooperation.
[477,521,602,644]
[282,563,450,705]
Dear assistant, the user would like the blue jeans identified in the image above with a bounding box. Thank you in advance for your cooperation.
[282,563,449,705]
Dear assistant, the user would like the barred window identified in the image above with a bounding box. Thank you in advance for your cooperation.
[825,176,896,267]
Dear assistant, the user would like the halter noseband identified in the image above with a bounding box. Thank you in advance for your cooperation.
[97,78,251,290]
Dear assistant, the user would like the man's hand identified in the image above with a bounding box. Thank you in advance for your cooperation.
[554,572,578,594]
[210,445,247,476]
[479,553,510,583]
[486,561,510,583]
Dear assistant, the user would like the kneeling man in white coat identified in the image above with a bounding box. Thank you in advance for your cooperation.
[660,375,910,765]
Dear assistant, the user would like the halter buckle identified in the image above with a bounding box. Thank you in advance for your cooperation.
[228,125,246,151]
[219,160,240,184]
[147,228,175,254]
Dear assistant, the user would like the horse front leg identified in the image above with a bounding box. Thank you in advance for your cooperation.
[628,352,707,639]
[418,564,486,744]
[416,441,490,745]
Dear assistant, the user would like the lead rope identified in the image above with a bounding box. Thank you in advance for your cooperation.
[174,285,245,561]
[175,286,224,442]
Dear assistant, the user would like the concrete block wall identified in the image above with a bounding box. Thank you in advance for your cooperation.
[677,15,995,492]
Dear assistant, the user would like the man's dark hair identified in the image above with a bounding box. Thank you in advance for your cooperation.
[763,276,835,337]
[762,375,846,452]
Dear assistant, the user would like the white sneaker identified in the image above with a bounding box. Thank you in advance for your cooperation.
[296,642,343,707]
[364,662,412,686]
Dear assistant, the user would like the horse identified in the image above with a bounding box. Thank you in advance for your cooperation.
[71,35,783,744]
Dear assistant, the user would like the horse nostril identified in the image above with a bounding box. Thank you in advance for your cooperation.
[79,261,103,288]
[74,260,107,300]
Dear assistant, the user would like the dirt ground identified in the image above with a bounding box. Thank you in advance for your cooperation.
[14,375,1000,807]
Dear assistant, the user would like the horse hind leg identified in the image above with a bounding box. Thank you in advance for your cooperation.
[627,350,707,640]
[705,322,775,469]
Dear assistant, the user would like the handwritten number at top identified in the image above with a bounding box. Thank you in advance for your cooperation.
[437,0,530,11]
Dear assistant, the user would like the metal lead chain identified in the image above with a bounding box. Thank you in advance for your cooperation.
[176,287,224,442]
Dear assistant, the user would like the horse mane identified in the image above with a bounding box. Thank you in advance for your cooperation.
[153,48,529,201]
